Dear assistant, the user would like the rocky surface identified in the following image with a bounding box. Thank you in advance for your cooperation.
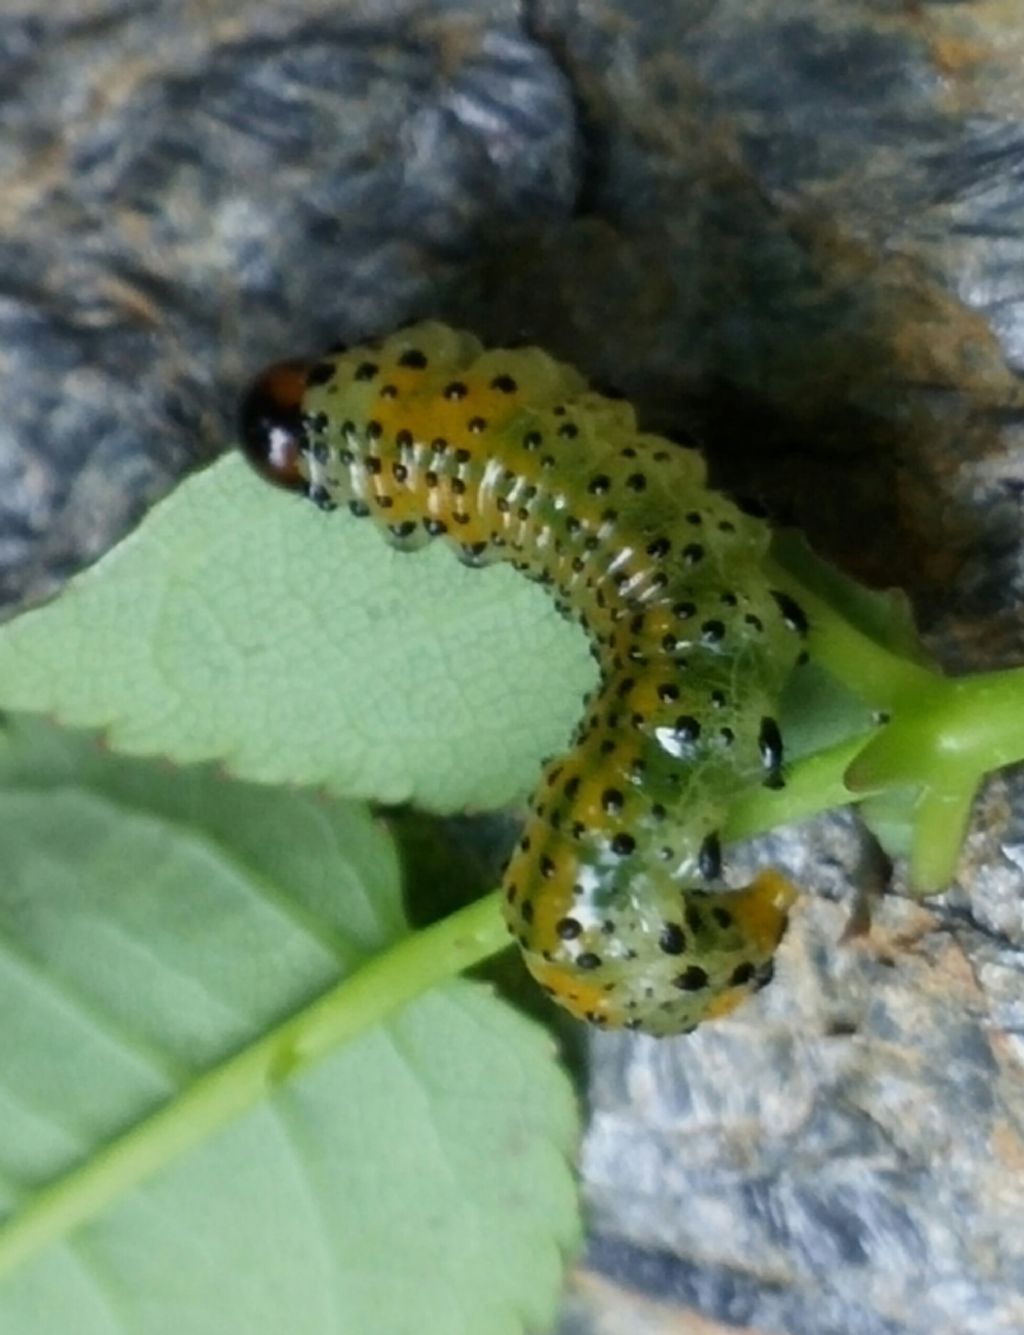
[2,2,1023,1332]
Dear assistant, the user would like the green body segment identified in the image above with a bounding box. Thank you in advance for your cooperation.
[297,322,805,1036]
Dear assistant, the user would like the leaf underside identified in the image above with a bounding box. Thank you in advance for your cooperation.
[0,455,596,813]
[0,721,580,1334]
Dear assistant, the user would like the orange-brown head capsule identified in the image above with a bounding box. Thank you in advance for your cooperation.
[238,359,310,491]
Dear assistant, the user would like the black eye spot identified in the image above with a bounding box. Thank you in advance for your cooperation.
[686,511,702,525]
[366,420,383,440]
[521,900,534,923]
[468,416,486,433]
[730,961,756,986]
[557,917,582,940]
[398,348,427,368]
[718,519,735,533]
[658,683,679,703]
[306,362,334,387]
[625,473,647,492]
[395,429,413,449]
[424,517,448,535]
[576,952,602,970]
[389,520,417,538]
[564,775,580,799]
[588,474,611,495]
[675,965,709,991]
[745,614,764,631]
[523,431,542,450]
[540,855,556,879]
[558,423,579,439]
[712,906,733,929]
[701,620,726,643]
[659,923,687,955]
[392,462,408,482]
[454,447,471,463]
[610,832,636,856]
[490,374,517,393]
[646,537,671,558]
[674,601,696,620]
[682,543,705,565]
[354,362,378,381]
[710,690,726,708]
[444,382,468,400]
[348,499,370,517]
[721,592,738,607]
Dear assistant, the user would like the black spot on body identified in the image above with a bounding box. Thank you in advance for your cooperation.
[759,716,784,781]
[674,716,700,742]
[659,923,687,955]
[306,362,334,387]
[675,965,709,991]
[698,832,722,881]
[772,590,809,635]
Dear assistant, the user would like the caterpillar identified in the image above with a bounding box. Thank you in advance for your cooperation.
[239,322,808,1037]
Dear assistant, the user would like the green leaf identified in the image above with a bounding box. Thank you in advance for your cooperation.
[778,661,874,763]
[769,529,935,667]
[0,719,581,1334]
[0,456,595,813]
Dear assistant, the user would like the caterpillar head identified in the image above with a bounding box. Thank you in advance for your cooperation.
[239,359,310,492]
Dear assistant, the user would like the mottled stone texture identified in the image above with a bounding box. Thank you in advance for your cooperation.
[2,1,1023,1332]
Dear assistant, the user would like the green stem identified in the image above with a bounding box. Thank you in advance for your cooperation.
[0,892,508,1282]
[725,733,881,843]
[941,668,1024,771]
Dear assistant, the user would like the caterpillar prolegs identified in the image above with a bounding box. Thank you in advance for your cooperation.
[240,322,807,1037]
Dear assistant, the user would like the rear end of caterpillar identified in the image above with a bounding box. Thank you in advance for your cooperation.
[240,321,807,1036]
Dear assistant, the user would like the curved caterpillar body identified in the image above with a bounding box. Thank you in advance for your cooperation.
[240,322,807,1037]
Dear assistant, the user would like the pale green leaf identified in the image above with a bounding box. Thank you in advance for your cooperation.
[0,455,595,812]
[0,721,581,1335]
